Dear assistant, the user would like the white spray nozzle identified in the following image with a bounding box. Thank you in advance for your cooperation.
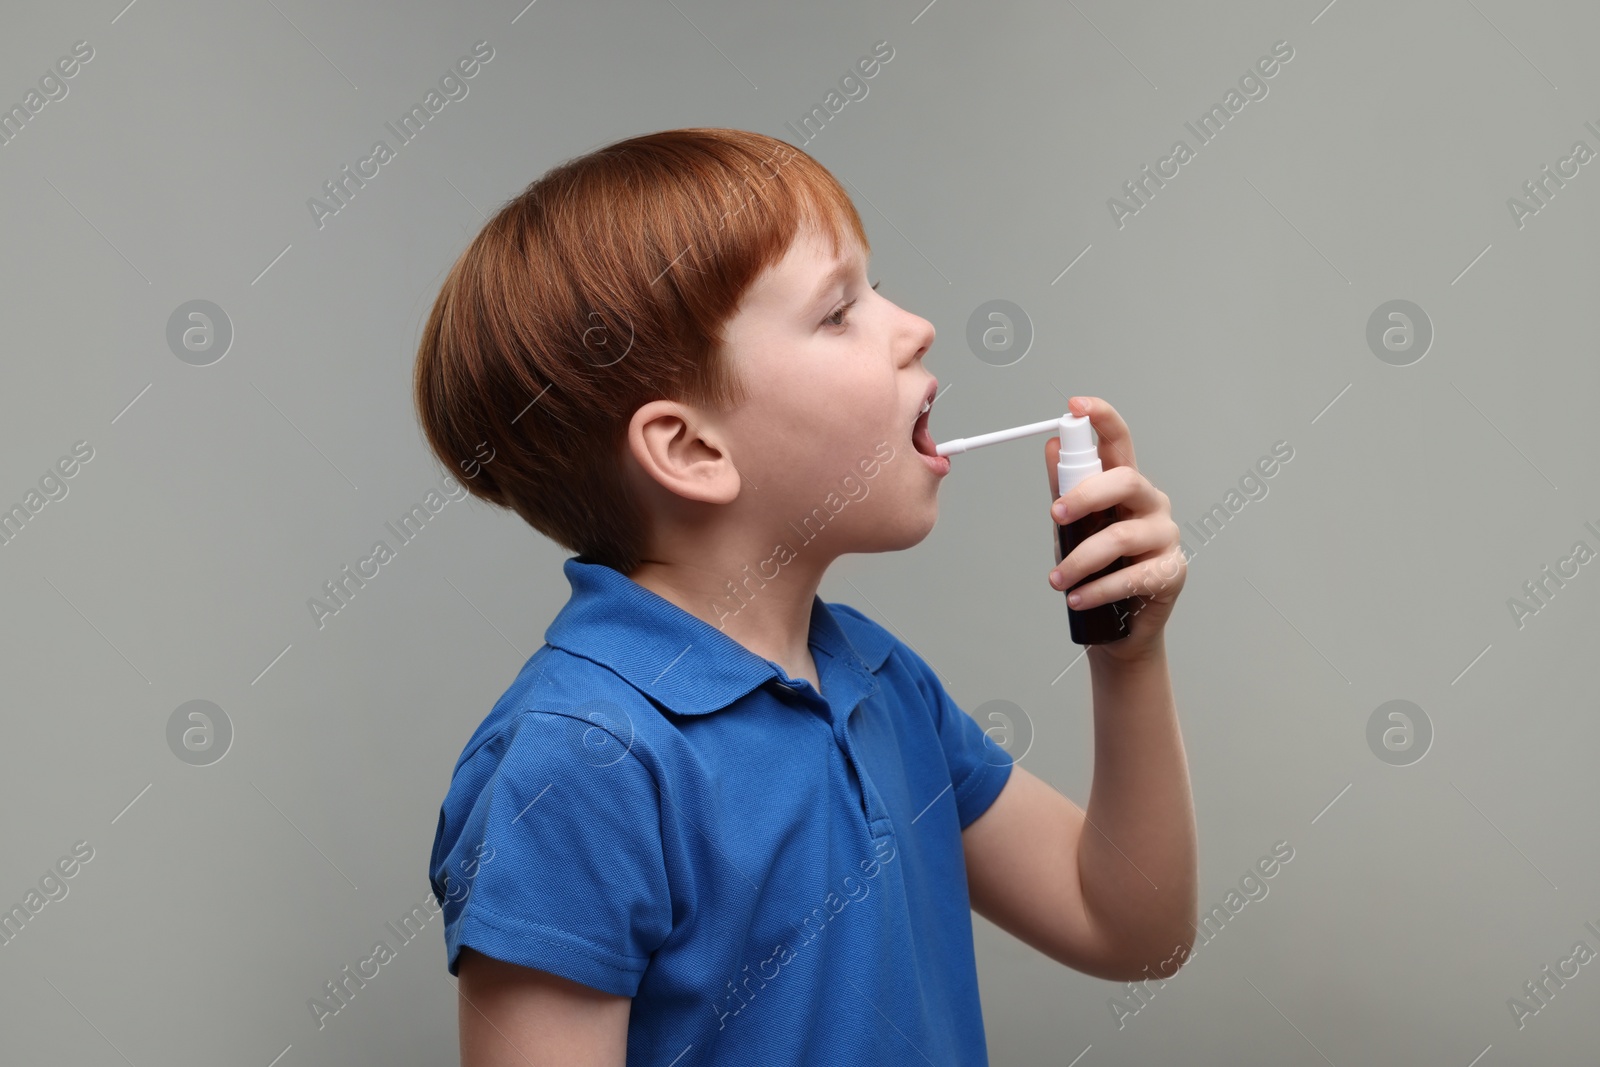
[932,413,1102,493]
[1055,413,1102,495]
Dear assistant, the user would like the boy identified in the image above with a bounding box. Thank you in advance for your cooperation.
[416,128,1196,1066]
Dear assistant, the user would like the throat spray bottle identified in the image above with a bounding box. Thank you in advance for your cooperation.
[1055,413,1135,644]
[934,411,1136,645]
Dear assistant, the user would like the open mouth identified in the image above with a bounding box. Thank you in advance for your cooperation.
[908,380,948,476]
[912,403,937,457]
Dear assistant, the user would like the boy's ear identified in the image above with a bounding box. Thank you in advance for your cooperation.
[625,400,741,505]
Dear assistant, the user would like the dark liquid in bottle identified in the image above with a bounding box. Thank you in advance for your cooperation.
[1057,505,1136,644]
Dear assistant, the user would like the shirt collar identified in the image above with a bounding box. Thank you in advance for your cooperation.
[543,556,893,715]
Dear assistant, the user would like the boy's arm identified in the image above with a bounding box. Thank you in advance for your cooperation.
[962,638,1198,983]
[961,394,1197,981]
[457,946,630,1067]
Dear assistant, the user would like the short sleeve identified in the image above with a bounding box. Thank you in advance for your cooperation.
[430,709,672,996]
[883,639,1015,831]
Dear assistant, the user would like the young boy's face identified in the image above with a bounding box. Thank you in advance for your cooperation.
[710,219,946,555]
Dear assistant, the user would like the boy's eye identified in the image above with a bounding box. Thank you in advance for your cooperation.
[823,280,880,329]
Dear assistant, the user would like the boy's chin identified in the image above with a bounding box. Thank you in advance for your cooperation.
[886,507,941,551]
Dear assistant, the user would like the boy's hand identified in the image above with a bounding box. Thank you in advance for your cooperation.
[1045,396,1186,662]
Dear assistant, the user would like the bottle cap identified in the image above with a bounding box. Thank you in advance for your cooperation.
[1056,414,1101,495]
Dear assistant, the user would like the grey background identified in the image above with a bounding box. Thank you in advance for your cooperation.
[2,0,1597,1063]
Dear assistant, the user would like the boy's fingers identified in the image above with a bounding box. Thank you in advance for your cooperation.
[1054,464,1164,527]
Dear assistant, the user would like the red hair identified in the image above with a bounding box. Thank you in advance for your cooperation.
[413,127,870,573]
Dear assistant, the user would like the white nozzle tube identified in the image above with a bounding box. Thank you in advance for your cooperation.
[933,418,1061,456]
[932,412,1103,492]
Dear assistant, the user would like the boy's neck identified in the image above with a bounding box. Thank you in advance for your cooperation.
[625,557,824,693]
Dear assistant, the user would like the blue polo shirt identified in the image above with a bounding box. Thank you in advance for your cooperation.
[429,556,1014,1065]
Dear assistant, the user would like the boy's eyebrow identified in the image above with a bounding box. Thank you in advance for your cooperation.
[802,254,865,314]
